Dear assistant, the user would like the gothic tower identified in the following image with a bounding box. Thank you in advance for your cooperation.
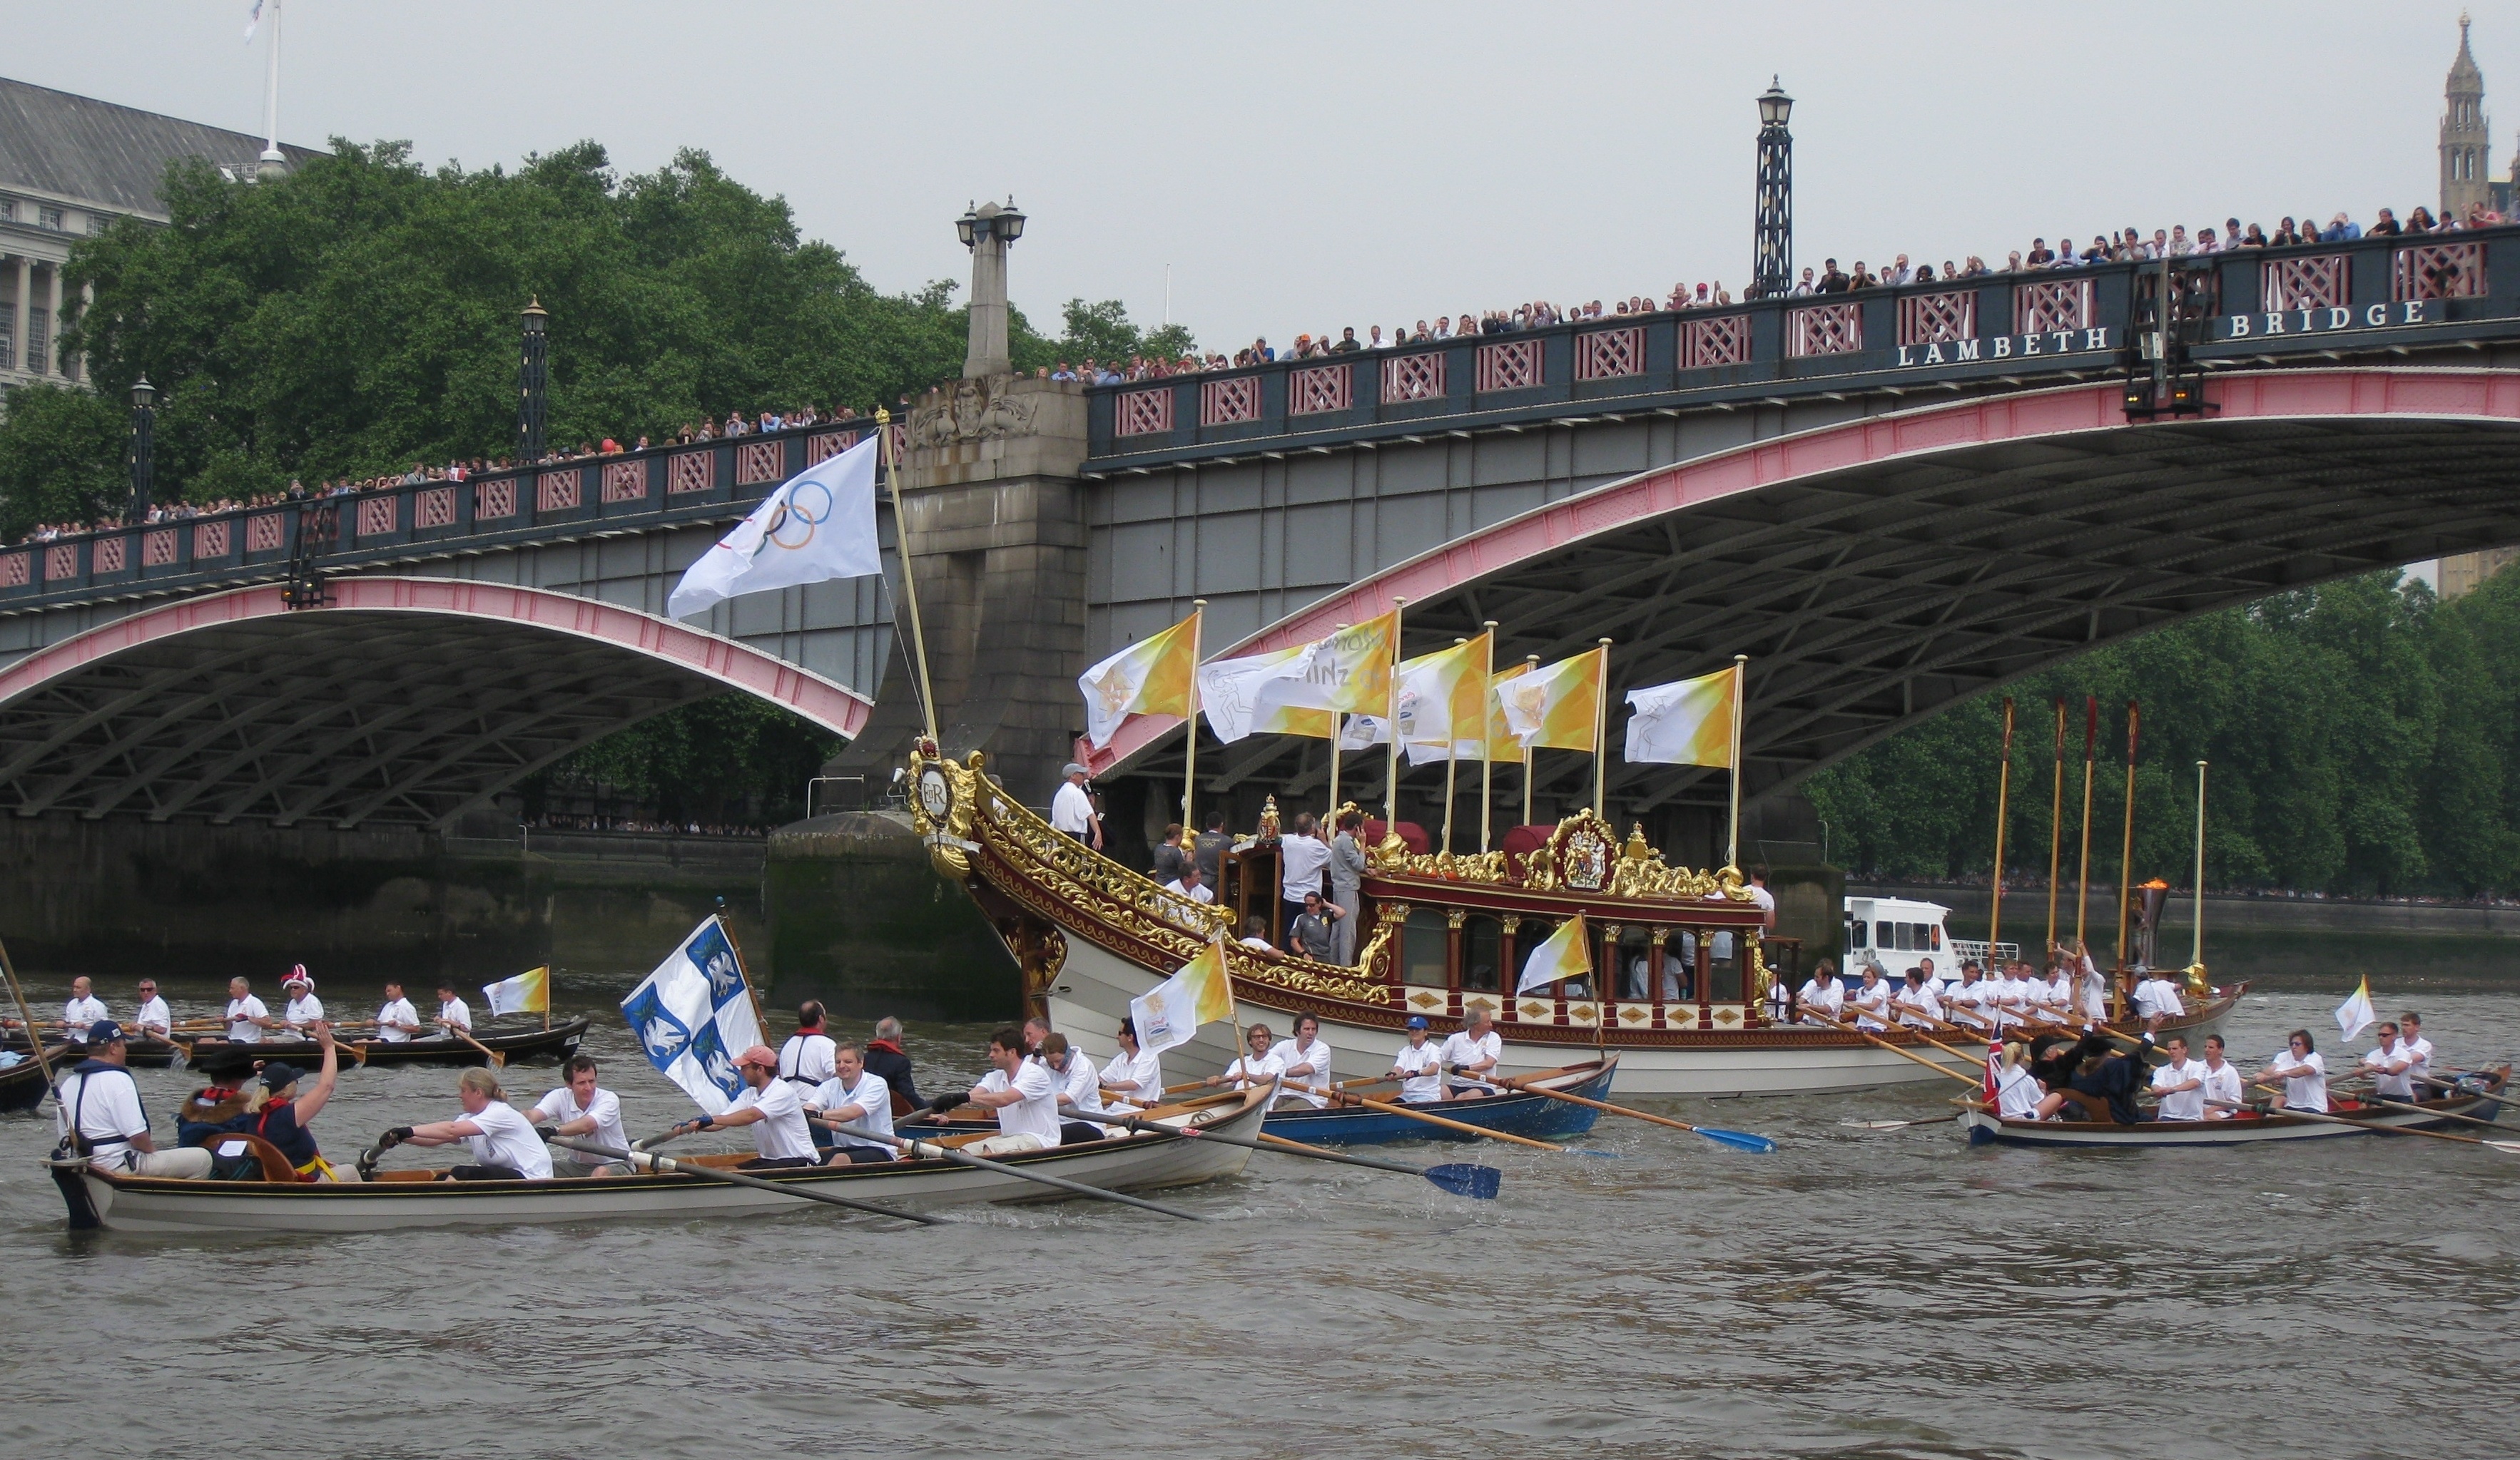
[2444,12,2490,221]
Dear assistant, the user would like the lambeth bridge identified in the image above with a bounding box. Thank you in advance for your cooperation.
[6,226,2520,863]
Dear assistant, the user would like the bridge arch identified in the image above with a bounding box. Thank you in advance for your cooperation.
[0,577,872,829]
[1086,368,2520,809]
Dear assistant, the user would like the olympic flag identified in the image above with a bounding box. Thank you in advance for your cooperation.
[666,434,880,620]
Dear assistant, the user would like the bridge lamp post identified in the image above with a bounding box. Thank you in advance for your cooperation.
[956,198,1026,378]
[517,296,549,464]
[124,375,156,524]
[1752,78,1793,300]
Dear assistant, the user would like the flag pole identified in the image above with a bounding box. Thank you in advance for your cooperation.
[875,409,939,745]
[1384,598,1407,834]
[1479,622,1498,854]
[2045,697,2066,960]
[2190,759,2208,972]
[2113,700,2141,981]
[1520,653,1539,832]
[1727,655,1748,869]
[2074,695,2096,950]
[1442,637,1467,855]
[1183,601,1204,833]
[1591,639,1612,820]
[1988,698,2015,960]
[1326,623,1346,827]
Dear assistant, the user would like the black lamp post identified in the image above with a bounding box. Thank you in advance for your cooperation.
[125,375,156,523]
[1753,78,1794,300]
[516,296,549,463]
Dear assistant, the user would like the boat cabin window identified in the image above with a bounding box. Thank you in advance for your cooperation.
[1462,915,1501,993]
[1401,906,1451,986]
[1848,917,1868,949]
[1875,920,1893,949]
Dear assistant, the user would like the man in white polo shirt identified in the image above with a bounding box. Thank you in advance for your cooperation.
[281,969,325,1032]
[56,1021,213,1178]
[2360,1022,2418,1104]
[806,1040,895,1164]
[223,976,273,1043]
[435,981,474,1036]
[2148,1034,2208,1121]
[527,1055,631,1176]
[374,982,422,1043]
[61,977,107,1039]
[1051,763,1102,850]
[960,1024,1062,1152]
[1440,1007,1503,1099]
[130,980,171,1041]
[1278,812,1331,949]
[663,1044,816,1168]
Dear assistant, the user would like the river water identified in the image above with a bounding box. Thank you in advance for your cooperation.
[4,964,2515,1460]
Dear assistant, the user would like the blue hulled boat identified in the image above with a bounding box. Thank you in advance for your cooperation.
[1259,1057,1617,1145]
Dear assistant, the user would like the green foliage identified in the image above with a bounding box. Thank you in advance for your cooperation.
[0,382,127,537]
[1053,297,1197,367]
[1805,569,2520,898]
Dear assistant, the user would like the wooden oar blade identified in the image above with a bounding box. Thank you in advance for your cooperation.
[1697,1127,1778,1154]
[1422,1163,1503,1200]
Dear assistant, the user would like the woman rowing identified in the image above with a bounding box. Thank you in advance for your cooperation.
[391,1067,555,1180]
[1847,966,1892,1033]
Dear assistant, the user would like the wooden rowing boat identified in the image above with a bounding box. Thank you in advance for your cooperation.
[1256,1058,1614,1145]
[1958,1069,2507,1148]
[172,1018,589,1069]
[46,1083,1271,1234]
[0,1046,69,1113]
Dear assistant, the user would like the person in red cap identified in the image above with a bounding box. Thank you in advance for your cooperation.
[661,1045,816,1168]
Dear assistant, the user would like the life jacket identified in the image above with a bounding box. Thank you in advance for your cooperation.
[256,1101,330,1180]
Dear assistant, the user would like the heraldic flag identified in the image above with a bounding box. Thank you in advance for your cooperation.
[1131,939,1237,1058]
[1079,608,1201,749]
[620,916,765,1115]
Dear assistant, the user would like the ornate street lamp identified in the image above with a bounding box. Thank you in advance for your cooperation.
[1753,78,1794,300]
[517,296,549,462]
[125,374,156,523]
[958,198,1025,378]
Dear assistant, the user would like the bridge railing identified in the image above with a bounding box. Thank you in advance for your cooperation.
[0,420,900,613]
[1084,224,2520,464]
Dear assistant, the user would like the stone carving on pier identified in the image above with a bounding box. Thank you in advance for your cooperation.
[910,373,1040,449]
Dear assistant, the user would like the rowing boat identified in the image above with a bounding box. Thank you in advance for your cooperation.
[1958,1069,2508,1148]
[1257,1058,1614,1144]
[46,1083,1271,1234]
[0,1046,68,1113]
[171,1018,589,1069]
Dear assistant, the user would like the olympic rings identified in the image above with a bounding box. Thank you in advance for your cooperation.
[764,479,835,551]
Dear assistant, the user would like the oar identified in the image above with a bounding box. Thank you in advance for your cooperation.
[1320,1086,1565,1151]
[544,1134,938,1224]
[442,1023,506,1068]
[2358,1093,2511,1133]
[825,1119,1208,1221]
[2227,1086,2520,1151]
[1091,1110,1500,1199]
[1813,1015,1982,1087]
[1464,1067,1777,1154]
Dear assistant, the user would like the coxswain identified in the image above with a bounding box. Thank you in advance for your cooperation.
[61,976,108,1039]
[2252,1029,2329,1113]
[1387,1016,1443,1103]
[55,1021,213,1178]
[804,1040,895,1163]
[1440,1007,1503,1098]
[131,979,171,1041]
[959,1024,1063,1153]
[661,1045,817,1168]
[1848,965,1892,1032]
[1795,961,1845,1026]
[1040,1033,1111,1143]
[2360,1022,2418,1105]
[2031,1030,2148,1123]
[2130,966,2184,1033]
[281,969,324,1032]
[240,1023,348,1180]
[392,1067,556,1180]
[1276,1013,1335,1108]
[1205,1023,1285,1091]
[525,1055,631,1176]
[2198,1034,2242,1118]
[1993,1041,2044,1120]
[435,981,474,1036]
[1096,1018,1162,1111]
[2025,1031,2083,1096]
[1890,969,1943,1031]
[374,981,422,1043]
[176,1046,260,1147]
[221,976,274,1043]
[2148,1034,2207,1120]
[863,1016,922,1111]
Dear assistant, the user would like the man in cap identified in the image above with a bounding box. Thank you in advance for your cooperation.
[660,1045,816,1168]
[60,976,107,1039]
[281,968,325,1032]
[55,1021,214,1178]
[1052,762,1103,850]
[1386,1016,1443,1103]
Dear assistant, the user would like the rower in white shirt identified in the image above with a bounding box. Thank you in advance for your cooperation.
[223,976,273,1043]
[435,981,474,1035]
[395,1066,556,1180]
[2148,1035,2207,1120]
[2037,957,2076,1020]
[1097,1019,1163,1111]
[1204,1023,1287,1093]
[1163,863,1216,905]
[1796,963,1846,1026]
[1890,969,1944,1031]
[663,1044,818,1168]
[374,981,422,1043]
[1848,966,1893,1032]
[1438,1008,1504,1098]
[281,969,325,1031]
[805,1041,897,1163]
[2253,1029,2330,1113]
[960,1025,1064,1151]
[777,1001,838,1103]
[1944,965,1993,1033]
[2359,1022,2418,1103]
[1993,1042,2044,1120]
[2399,1011,2437,1094]
[1274,1014,1335,1108]
[129,980,170,1041]
[1040,1033,1112,1141]
[61,976,108,1038]
[525,1055,632,1176]
[2198,1035,2243,1118]
[1388,1016,1444,1103]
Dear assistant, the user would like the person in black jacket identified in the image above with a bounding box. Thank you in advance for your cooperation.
[2033,1030,2155,1123]
[861,1016,921,1112]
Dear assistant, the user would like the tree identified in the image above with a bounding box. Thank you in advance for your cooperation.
[0,382,126,538]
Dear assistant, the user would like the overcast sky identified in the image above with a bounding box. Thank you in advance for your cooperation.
[12,1,2515,352]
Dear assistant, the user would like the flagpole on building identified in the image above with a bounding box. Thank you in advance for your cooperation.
[1478,621,1498,854]
[1988,698,2015,960]
[2190,759,2208,973]
[875,409,939,745]
[2045,697,2066,959]
[2074,695,2097,950]
[1520,653,1539,832]
[1183,601,1204,832]
[1726,655,1747,869]
[1590,640,1612,820]
[1383,598,1407,834]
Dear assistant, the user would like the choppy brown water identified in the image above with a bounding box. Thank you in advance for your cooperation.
[4,966,2516,1459]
